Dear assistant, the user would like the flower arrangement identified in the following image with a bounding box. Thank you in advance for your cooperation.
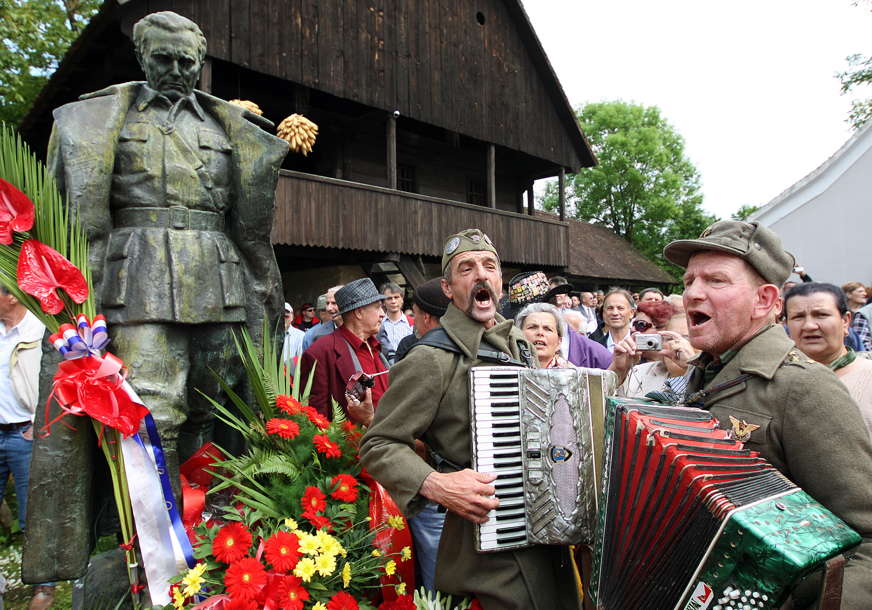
[165,329,415,609]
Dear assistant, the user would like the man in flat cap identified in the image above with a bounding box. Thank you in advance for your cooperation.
[664,220,872,608]
[300,278,388,425]
[361,229,578,609]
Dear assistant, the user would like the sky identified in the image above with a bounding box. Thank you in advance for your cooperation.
[523,0,872,219]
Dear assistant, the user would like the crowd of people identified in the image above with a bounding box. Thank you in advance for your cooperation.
[273,222,872,608]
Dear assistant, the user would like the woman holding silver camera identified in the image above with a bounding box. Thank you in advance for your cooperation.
[616,301,697,399]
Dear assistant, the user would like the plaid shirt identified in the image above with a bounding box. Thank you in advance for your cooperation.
[852,311,872,352]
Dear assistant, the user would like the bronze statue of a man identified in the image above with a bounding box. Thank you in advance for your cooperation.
[24,11,288,582]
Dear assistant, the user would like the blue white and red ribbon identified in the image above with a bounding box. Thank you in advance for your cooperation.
[49,314,109,360]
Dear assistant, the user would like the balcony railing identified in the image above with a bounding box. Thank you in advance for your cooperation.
[271,170,568,267]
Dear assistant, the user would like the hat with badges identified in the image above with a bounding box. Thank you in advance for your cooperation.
[441,228,498,274]
[663,220,795,285]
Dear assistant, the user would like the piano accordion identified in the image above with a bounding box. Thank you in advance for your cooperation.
[469,366,616,552]
[591,398,861,610]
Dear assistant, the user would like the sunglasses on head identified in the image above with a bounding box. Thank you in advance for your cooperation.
[632,319,653,332]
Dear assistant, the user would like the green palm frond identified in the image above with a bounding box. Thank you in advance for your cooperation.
[0,122,94,331]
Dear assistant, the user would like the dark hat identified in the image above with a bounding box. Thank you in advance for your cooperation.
[663,220,795,286]
[335,278,387,315]
[413,278,451,317]
[544,282,572,303]
[441,228,498,274]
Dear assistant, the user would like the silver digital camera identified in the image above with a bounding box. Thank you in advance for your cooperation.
[634,333,662,351]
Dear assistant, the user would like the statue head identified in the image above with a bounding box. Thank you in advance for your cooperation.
[133,11,207,101]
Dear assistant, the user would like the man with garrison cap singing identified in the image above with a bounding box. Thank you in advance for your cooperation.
[664,220,872,608]
[361,229,578,609]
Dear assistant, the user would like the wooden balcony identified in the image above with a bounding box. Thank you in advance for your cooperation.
[271,170,568,268]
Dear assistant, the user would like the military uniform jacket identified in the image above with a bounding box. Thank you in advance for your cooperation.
[686,325,872,609]
[46,81,287,328]
[361,304,577,610]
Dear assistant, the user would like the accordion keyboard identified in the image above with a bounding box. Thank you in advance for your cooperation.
[471,368,528,550]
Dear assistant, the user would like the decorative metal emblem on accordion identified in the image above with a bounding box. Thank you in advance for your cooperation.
[469,366,616,552]
[591,397,862,610]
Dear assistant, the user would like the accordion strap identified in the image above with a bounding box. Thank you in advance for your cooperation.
[818,554,846,610]
[411,327,533,368]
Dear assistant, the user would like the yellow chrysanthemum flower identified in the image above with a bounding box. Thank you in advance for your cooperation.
[172,588,186,610]
[293,557,318,582]
[384,559,397,576]
[321,537,345,558]
[371,549,382,557]
[400,546,412,561]
[297,532,321,555]
[284,517,298,530]
[387,515,405,530]
[395,582,406,595]
[181,562,206,597]
[315,552,337,577]
[342,562,352,587]
[312,603,328,610]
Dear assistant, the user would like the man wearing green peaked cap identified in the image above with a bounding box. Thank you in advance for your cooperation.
[362,229,578,609]
[664,220,872,608]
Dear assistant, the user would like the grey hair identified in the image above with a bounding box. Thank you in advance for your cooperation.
[133,11,207,61]
[380,281,402,295]
[514,302,565,339]
[604,288,636,310]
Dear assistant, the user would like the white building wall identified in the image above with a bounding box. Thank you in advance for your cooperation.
[752,130,872,286]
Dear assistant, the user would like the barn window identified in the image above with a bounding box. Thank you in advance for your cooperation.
[398,164,417,193]
[467,178,485,205]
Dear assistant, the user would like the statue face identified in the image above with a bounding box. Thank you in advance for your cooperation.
[138,28,202,100]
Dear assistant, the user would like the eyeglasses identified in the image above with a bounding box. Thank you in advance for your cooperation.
[632,319,653,332]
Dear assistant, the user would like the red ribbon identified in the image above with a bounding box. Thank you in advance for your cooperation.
[45,353,149,438]
[365,475,416,601]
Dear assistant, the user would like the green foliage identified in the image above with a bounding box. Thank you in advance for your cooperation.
[541,101,717,280]
[838,53,872,130]
[0,0,102,125]
[731,204,760,221]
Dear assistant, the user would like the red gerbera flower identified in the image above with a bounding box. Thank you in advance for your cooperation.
[266,418,300,439]
[313,434,342,459]
[224,557,267,601]
[302,406,330,429]
[379,595,416,610]
[224,599,258,610]
[305,513,334,531]
[327,591,360,610]
[277,575,310,610]
[213,522,253,563]
[264,530,301,572]
[330,473,359,503]
[276,395,303,416]
[0,177,35,244]
[301,486,327,514]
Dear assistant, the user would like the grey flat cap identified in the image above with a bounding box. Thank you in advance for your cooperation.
[335,278,387,315]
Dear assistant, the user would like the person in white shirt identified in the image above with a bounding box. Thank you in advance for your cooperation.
[280,302,305,364]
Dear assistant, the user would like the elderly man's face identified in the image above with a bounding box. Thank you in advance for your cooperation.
[442,251,502,327]
[139,28,202,100]
[683,252,766,356]
[786,292,850,365]
[640,292,663,303]
[581,292,595,307]
[603,294,634,331]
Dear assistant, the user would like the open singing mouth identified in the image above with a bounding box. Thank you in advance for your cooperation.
[688,311,711,328]
[472,283,495,309]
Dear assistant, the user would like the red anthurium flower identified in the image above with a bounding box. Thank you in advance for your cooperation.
[313,434,341,459]
[17,239,88,314]
[224,557,267,602]
[330,474,359,503]
[266,418,300,439]
[264,531,301,572]
[276,394,303,415]
[300,486,327,514]
[0,177,35,244]
[213,522,253,564]
[327,591,360,610]
[277,575,310,610]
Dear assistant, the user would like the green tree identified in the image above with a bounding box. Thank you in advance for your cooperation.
[541,101,717,280]
[731,204,760,221]
[837,1,872,129]
[0,0,102,125]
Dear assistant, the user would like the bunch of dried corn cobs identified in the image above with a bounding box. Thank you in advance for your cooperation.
[228,99,263,116]
[277,113,319,156]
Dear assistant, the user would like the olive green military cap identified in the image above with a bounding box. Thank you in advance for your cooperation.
[441,228,499,274]
[664,220,795,285]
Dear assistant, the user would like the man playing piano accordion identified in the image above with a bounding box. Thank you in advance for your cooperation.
[663,220,872,608]
[361,229,580,609]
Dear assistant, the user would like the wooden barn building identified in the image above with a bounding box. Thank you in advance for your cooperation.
[19,0,672,304]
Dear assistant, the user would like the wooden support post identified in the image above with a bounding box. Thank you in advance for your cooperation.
[487,144,496,209]
[198,57,212,93]
[527,183,535,216]
[387,115,398,189]
[558,167,566,221]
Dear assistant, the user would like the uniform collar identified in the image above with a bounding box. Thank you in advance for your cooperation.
[440,303,515,359]
[690,324,791,381]
[136,85,206,121]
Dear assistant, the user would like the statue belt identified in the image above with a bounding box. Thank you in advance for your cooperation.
[114,206,225,231]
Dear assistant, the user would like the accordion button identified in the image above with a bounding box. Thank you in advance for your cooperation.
[730,590,741,599]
